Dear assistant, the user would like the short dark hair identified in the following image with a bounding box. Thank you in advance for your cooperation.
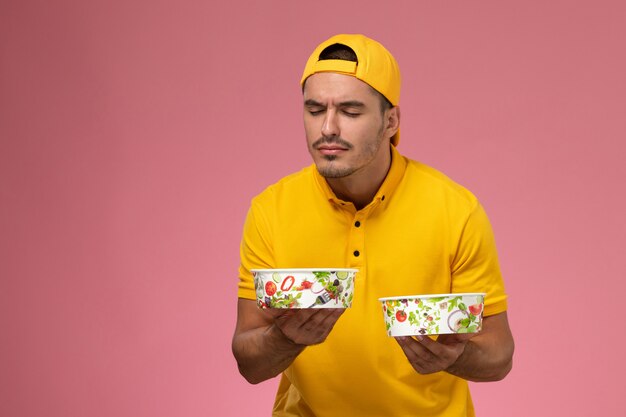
[314,43,393,113]
[318,43,358,62]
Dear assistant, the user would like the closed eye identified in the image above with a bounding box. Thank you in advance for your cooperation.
[339,101,364,117]
[304,99,326,116]
[307,108,325,116]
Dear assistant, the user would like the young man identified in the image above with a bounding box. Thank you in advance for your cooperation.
[232,34,514,417]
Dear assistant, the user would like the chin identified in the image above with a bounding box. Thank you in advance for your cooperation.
[316,163,355,179]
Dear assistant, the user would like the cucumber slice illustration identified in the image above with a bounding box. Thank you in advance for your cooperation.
[272,272,282,283]
[336,271,349,280]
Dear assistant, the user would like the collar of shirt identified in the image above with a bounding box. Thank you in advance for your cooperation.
[312,145,407,212]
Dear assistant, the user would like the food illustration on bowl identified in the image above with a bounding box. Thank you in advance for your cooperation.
[379,293,485,336]
[252,269,358,309]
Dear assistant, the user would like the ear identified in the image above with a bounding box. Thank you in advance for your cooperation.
[384,106,400,140]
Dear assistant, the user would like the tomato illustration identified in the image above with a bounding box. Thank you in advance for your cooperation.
[468,303,483,316]
[296,280,313,291]
[396,310,407,322]
[265,281,277,296]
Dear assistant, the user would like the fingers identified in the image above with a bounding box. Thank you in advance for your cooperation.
[273,308,345,346]
[395,335,470,375]
[436,332,476,345]
[305,308,344,340]
[396,336,438,374]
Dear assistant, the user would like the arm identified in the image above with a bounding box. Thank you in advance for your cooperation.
[231,298,345,384]
[395,311,514,382]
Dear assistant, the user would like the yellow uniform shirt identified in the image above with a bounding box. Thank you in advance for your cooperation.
[238,145,508,417]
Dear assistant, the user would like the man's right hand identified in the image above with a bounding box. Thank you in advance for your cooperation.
[266,307,345,346]
[232,298,345,384]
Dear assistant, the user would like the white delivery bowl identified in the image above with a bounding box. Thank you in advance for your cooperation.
[379,293,485,336]
[252,269,358,309]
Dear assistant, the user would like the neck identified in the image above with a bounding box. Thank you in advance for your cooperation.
[326,146,392,210]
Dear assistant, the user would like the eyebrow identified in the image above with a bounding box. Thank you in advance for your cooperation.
[304,99,366,108]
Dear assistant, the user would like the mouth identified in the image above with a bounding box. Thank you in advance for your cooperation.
[314,137,352,155]
[317,145,348,156]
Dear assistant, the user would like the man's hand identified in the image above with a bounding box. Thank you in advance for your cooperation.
[394,312,514,382]
[266,308,345,346]
[395,333,475,375]
[232,298,345,384]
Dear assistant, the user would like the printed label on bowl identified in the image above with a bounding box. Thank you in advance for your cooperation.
[253,269,357,309]
[381,294,484,336]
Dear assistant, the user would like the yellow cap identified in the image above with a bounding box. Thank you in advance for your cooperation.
[301,34,401,146]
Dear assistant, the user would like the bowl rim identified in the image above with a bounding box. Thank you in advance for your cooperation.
[251,268,359,273]
[378,293,485,302]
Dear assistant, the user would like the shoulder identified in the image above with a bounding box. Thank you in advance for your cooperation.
[251,165,318,208]
[401,158,479,211]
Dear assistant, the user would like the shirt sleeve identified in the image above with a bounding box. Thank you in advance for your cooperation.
[450,202,508,316]
[237,201,275,300]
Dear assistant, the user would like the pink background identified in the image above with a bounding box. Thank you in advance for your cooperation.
[1,1,625,416]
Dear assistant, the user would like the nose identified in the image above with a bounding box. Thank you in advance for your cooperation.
[321,109,339,138]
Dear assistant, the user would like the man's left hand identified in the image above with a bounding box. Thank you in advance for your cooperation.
[395,333,476,375]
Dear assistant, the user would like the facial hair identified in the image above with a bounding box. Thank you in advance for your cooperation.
[315,138,348,162]
[312,126,384,179]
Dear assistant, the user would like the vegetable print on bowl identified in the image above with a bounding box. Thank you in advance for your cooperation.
[252,269,358,309]
[379,293,485,336]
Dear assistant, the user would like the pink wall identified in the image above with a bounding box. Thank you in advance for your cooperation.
[2,1,625,416]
